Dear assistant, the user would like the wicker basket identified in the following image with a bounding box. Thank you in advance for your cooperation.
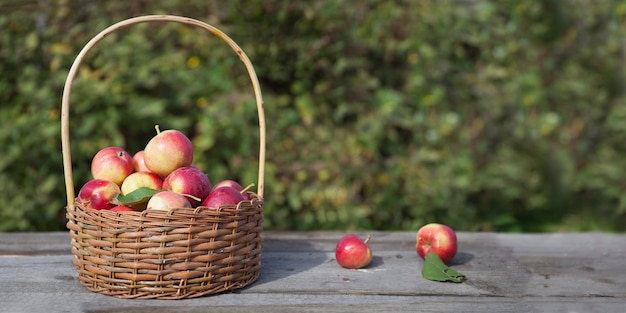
[60,15,266,299]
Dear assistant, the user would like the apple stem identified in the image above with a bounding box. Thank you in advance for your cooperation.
[364,234,371,244]
[155,125,161,135]
[181,194,201,202]
[241,183,255,194]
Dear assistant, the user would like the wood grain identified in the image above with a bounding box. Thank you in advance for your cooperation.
[0,231,624,312]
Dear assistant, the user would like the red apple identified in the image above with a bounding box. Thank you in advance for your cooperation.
[146,191,192,211]
[211,180,243,192]
[120,171,163,195]
[416,223,458,264]
[110,205,134,212]
[77,179,121,210]
[335,234,372,269]
[143,126,194,178]
[132,150,150,173]
[91,147,134,185]
[201,186,245,209]
[162,166,211,206]
[211,180,250,200]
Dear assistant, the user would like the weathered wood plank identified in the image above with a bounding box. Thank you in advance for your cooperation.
[0,231,70,256]
[0,231,624,313]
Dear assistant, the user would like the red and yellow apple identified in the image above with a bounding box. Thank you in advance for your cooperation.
[212,179,249,200]
[162,166,211,206]
[143,126,193,178]
[110,205,134,212]
[416,223,458,264]
[335,234,372,269]
[120,171,163,195]
[212,180,243,192]
[90,146,134,185]
[201,186,245,209]
[146,191,192,211]
[77,179,121,210]
[132,150,151,173]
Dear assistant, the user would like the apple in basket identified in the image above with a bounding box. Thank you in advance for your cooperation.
[77,179,121,210]
[132,150,151,173]
[120,171,163,196]
[146,191,192,211]
[110,205,134,212]
[201,186,245,209]
[143,126,193,178]
[163,166,211,206]
[91,146,134,185]
[212,179,249,200]
[212,179,243,192]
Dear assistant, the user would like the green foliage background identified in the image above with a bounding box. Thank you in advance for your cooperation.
[2,0,626,232]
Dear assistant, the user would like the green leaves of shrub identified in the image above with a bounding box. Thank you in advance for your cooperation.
[2,0,626,232]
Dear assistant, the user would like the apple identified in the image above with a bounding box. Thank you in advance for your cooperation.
[211,180,243,192]
[110,205,134,212]
[132,150,151,172]
[120,171,163,195]
[201,186,245,209]
[146,191,192,211]
[91,146,134,185]
[335,234,372,269]
[77,179,121,210]
[211,179,249,200]
[162,166,211,206]
[416,223,458,264]
[143,126,194,178]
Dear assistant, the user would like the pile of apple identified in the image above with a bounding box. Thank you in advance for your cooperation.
[76,126,251,212]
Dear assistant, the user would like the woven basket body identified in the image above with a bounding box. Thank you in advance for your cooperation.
[61,15,266,299]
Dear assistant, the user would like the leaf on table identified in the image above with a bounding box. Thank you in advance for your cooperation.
[111,187,160,206]
[422,252,467,283]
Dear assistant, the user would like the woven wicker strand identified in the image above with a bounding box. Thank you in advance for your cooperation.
[60,15,265,299]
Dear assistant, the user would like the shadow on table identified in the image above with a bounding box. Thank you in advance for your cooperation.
[242,235,329,288]
[368,255,385,268]
[450,251,474,266]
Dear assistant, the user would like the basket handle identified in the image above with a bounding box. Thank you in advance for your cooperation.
[61,15,266,207]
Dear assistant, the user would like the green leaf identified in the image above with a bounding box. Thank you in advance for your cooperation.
[422,252,467,283]
[111,187,160,206]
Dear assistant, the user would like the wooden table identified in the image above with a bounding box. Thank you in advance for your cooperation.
[1,231,624,312]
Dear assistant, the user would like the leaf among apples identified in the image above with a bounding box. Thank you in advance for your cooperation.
[111,187,160,207]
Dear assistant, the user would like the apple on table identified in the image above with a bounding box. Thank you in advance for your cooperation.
[335,234,372,269]
[416,223,458,264]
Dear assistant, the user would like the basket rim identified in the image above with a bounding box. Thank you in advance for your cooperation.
[60,15,266,208]
[69,192,264,220]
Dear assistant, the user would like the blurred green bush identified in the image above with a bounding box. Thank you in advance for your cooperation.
[1,0,625,232]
